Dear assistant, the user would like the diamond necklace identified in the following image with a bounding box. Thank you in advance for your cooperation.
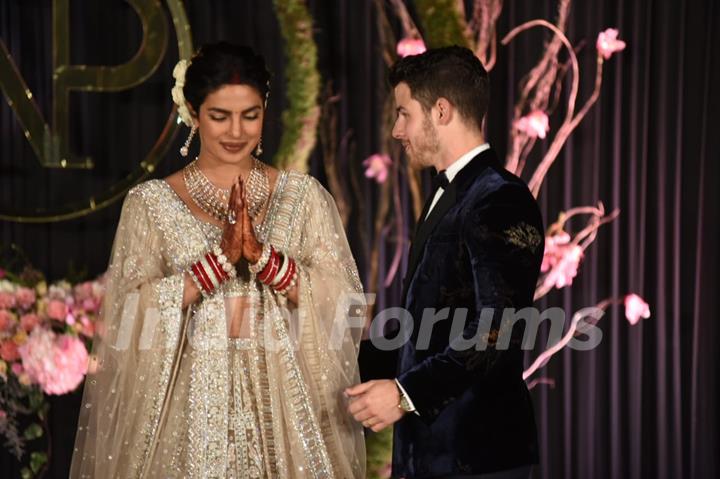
[183,157,270,222]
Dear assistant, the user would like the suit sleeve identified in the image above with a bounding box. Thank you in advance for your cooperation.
[396,184,544,424]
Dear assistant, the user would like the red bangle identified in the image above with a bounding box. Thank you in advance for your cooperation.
[198,261,216,293]
[258,249,280,284]
[206,253,228,282]
[275,258,296,292]
[191,263,212,293]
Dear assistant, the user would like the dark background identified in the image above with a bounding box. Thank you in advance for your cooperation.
[1,0,719,477]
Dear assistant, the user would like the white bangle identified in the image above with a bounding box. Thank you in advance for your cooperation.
[271,254,290,287]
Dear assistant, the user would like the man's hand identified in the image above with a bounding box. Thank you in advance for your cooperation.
[345,379,405,432]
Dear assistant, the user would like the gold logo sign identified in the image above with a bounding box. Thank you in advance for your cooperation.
[0,0,193,222]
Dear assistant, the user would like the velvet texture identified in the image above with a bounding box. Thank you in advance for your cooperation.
[393,149,545,478]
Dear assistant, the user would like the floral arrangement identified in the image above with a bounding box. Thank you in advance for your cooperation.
[171,59,193,128]
[0,265,102,478]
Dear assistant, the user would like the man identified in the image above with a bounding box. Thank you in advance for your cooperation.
[346,46,544,478]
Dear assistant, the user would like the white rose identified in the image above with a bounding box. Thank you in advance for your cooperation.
[171,85,185,106]
[173,59,188,85]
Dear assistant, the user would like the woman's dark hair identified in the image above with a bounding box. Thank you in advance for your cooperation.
[183,42,271,114]
[389,45,489,130]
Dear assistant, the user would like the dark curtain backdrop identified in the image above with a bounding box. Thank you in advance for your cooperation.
[1,1,718,478]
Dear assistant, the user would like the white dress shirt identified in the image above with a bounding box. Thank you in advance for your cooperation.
[425,143,491,219]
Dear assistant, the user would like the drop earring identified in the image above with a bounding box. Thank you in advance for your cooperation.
[180,125,197,157]
[254,137,263,156]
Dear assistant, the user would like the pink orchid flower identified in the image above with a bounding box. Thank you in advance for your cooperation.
[542,244,584,290]
[596,28,626,60]
[624,294,651,325]
[396,37,426,58]
[363,153,392,184]
[514,110,550,139]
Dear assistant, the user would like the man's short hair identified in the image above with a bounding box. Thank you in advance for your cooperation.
[389,45,489,130]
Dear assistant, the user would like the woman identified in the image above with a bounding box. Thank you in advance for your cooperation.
[70,43,365,478]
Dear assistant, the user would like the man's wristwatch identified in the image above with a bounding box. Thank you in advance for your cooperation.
[395,380,415,413]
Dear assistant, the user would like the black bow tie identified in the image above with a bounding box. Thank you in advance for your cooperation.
[431,170,449,191]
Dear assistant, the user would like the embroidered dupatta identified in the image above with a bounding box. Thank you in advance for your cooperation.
[70,171,365,478]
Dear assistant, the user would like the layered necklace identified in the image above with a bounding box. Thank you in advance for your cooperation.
[183,156,270,222]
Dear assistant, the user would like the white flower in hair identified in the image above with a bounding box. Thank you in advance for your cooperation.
[171,59,193,127]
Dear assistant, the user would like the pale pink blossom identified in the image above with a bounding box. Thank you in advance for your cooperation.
[20,313,40,333]
[0,309,16,332]
[363,153,393,184]
[19,329,88,395]
[514,110,550,139]
[14,287,36,310]
[11,362,23,375]
[0,292,16,309]
[542,244,583,290]
[396,37,426,58]
[596,28,626,60]
[46,299,68,321]
[624,294,651,325]
[541,231,571,272]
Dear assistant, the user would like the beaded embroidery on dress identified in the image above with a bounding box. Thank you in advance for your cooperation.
[70,172,366,478]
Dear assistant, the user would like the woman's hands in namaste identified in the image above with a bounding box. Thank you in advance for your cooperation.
[219,176,263,265]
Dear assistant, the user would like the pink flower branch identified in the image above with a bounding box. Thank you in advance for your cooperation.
[534,203,620,300]
[523,294,650,382]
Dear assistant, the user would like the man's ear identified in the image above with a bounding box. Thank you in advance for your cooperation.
[435,97,453,126]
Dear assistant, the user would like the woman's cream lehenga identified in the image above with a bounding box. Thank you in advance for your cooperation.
[70,171,366,478]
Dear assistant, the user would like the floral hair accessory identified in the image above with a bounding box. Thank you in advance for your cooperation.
[171,59,193,127]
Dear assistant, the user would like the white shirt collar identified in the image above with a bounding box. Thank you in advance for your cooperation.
[443,143,491,183]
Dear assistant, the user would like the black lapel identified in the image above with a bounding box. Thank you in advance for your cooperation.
[401,148,501,303]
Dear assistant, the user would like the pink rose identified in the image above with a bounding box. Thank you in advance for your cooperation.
[396,37,426,58]
[0,292,16,310]
[514,110,550,139]
[11,362,23,375]
[46,300,68,321]
[0,341,20,362]
[363,154,392,184]
[79,316,95,338]
[596,28,626,60]
[73,282,95,302]
[20,313,40,332]
[624,294,651,325]
[81,297,100,313]
[0,310,16,332]
[15,287,36,310]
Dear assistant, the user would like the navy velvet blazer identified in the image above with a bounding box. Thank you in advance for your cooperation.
[393,148,544,478]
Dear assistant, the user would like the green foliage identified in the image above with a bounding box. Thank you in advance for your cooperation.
[30,452,47,474]
[23,424,43,441]
[272,0,321,172]
[415,0,472,48]
[366,427,393,478]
